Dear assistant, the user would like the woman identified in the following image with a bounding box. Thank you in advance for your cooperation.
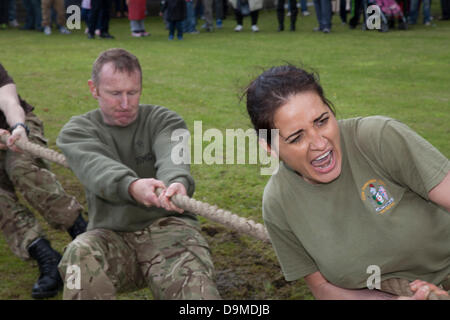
[244,65,450,299]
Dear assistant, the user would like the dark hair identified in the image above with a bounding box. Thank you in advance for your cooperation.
[244,65,335,145]
[92,48,142,87]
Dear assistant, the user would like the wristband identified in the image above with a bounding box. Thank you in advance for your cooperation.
[10,122,30,136]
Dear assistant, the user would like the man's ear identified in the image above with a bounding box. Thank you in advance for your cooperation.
[87,80,98,99]
[258,138,278,158]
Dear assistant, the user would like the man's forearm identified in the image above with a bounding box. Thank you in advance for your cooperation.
[0,84,26,127]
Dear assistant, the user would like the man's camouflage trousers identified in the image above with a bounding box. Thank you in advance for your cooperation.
[59,216,221,300]
[0,112,84,260]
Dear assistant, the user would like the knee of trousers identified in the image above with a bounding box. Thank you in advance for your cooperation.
[153,243,221,300]
[58,231,117,299]
[58,229,141,299]
[0,204,42,260]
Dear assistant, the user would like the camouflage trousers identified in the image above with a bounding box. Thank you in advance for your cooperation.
[0,112,84,260]
[58,216,221,300]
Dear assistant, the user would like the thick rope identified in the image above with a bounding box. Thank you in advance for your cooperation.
[3,133,449,299]
[0,133,270,243]
[0,134,68,167]
[154,188,269,242]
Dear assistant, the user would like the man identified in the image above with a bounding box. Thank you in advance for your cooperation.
[41,0,71,35]
[276,0,299,31]
[312,0,332,33]
[56,48,221,300]
[0,63,87,299]
[348,0,363,29]
[441,0,450,20]
[87,0,115,39]
[202,0,224,32]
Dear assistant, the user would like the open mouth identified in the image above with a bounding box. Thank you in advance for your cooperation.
[310,149,336,174]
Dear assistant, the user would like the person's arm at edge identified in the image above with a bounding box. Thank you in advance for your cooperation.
[0,83,25,126]
[0,83,28,152]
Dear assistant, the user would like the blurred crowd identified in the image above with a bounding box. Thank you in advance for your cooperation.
[0,0,449,39]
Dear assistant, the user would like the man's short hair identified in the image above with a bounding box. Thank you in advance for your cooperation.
[92,48,142,87]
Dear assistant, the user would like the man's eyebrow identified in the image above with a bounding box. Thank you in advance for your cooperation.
[286,112,329,140]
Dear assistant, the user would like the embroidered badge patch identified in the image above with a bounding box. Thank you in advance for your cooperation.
[361,179,395,214]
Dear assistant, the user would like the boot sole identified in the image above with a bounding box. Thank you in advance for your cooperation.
[31,282,63,299]
[31,289,59,299]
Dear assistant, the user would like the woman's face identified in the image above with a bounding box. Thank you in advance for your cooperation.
[273,91,342,184]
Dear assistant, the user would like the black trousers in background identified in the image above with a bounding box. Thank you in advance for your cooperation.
[277,0,298,27]
[89,0,112,35]
[0,0,9,24]
[340,0,347,23]
[349,0,363,27]
[442,0,450,19]
[277,0,298,16]
[235,9,259,25]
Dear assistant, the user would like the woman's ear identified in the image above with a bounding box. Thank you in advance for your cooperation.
[258,138,278,158]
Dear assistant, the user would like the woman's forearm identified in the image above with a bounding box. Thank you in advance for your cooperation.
[312,281,397,300]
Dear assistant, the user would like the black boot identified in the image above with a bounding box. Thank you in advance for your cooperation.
[67,213,88,240]
[290,15,297,31]
[277,10,285,31]
[27,238,63,299]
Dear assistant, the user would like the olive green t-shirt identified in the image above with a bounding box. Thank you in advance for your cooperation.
[263,116,450,289]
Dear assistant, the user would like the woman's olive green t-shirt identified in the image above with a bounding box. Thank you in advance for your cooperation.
[263,116,450,288]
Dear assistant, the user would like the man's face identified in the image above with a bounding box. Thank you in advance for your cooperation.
[273,91,342,184]
[88,62,142,127]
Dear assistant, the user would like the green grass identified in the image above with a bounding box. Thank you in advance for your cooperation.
[0,7,449,300]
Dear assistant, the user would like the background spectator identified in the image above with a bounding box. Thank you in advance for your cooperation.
[0,0,9,29]
[41,0,71,34]
[162,0,186,40]
[277,0,298,31]
[348,0,363,29]
[8,0,19,27]
[114,0,127,17]
[201,0,223,31]
[230,0,263,32]
[182,0,199,33]
[313,0,332,32]
[409,0,431,25]
[21,0,42,31]
[127,0,149,37]
[88,0,114,39]
[441,0,450,19]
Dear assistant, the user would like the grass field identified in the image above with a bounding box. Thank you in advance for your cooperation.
[0,6,449,300]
